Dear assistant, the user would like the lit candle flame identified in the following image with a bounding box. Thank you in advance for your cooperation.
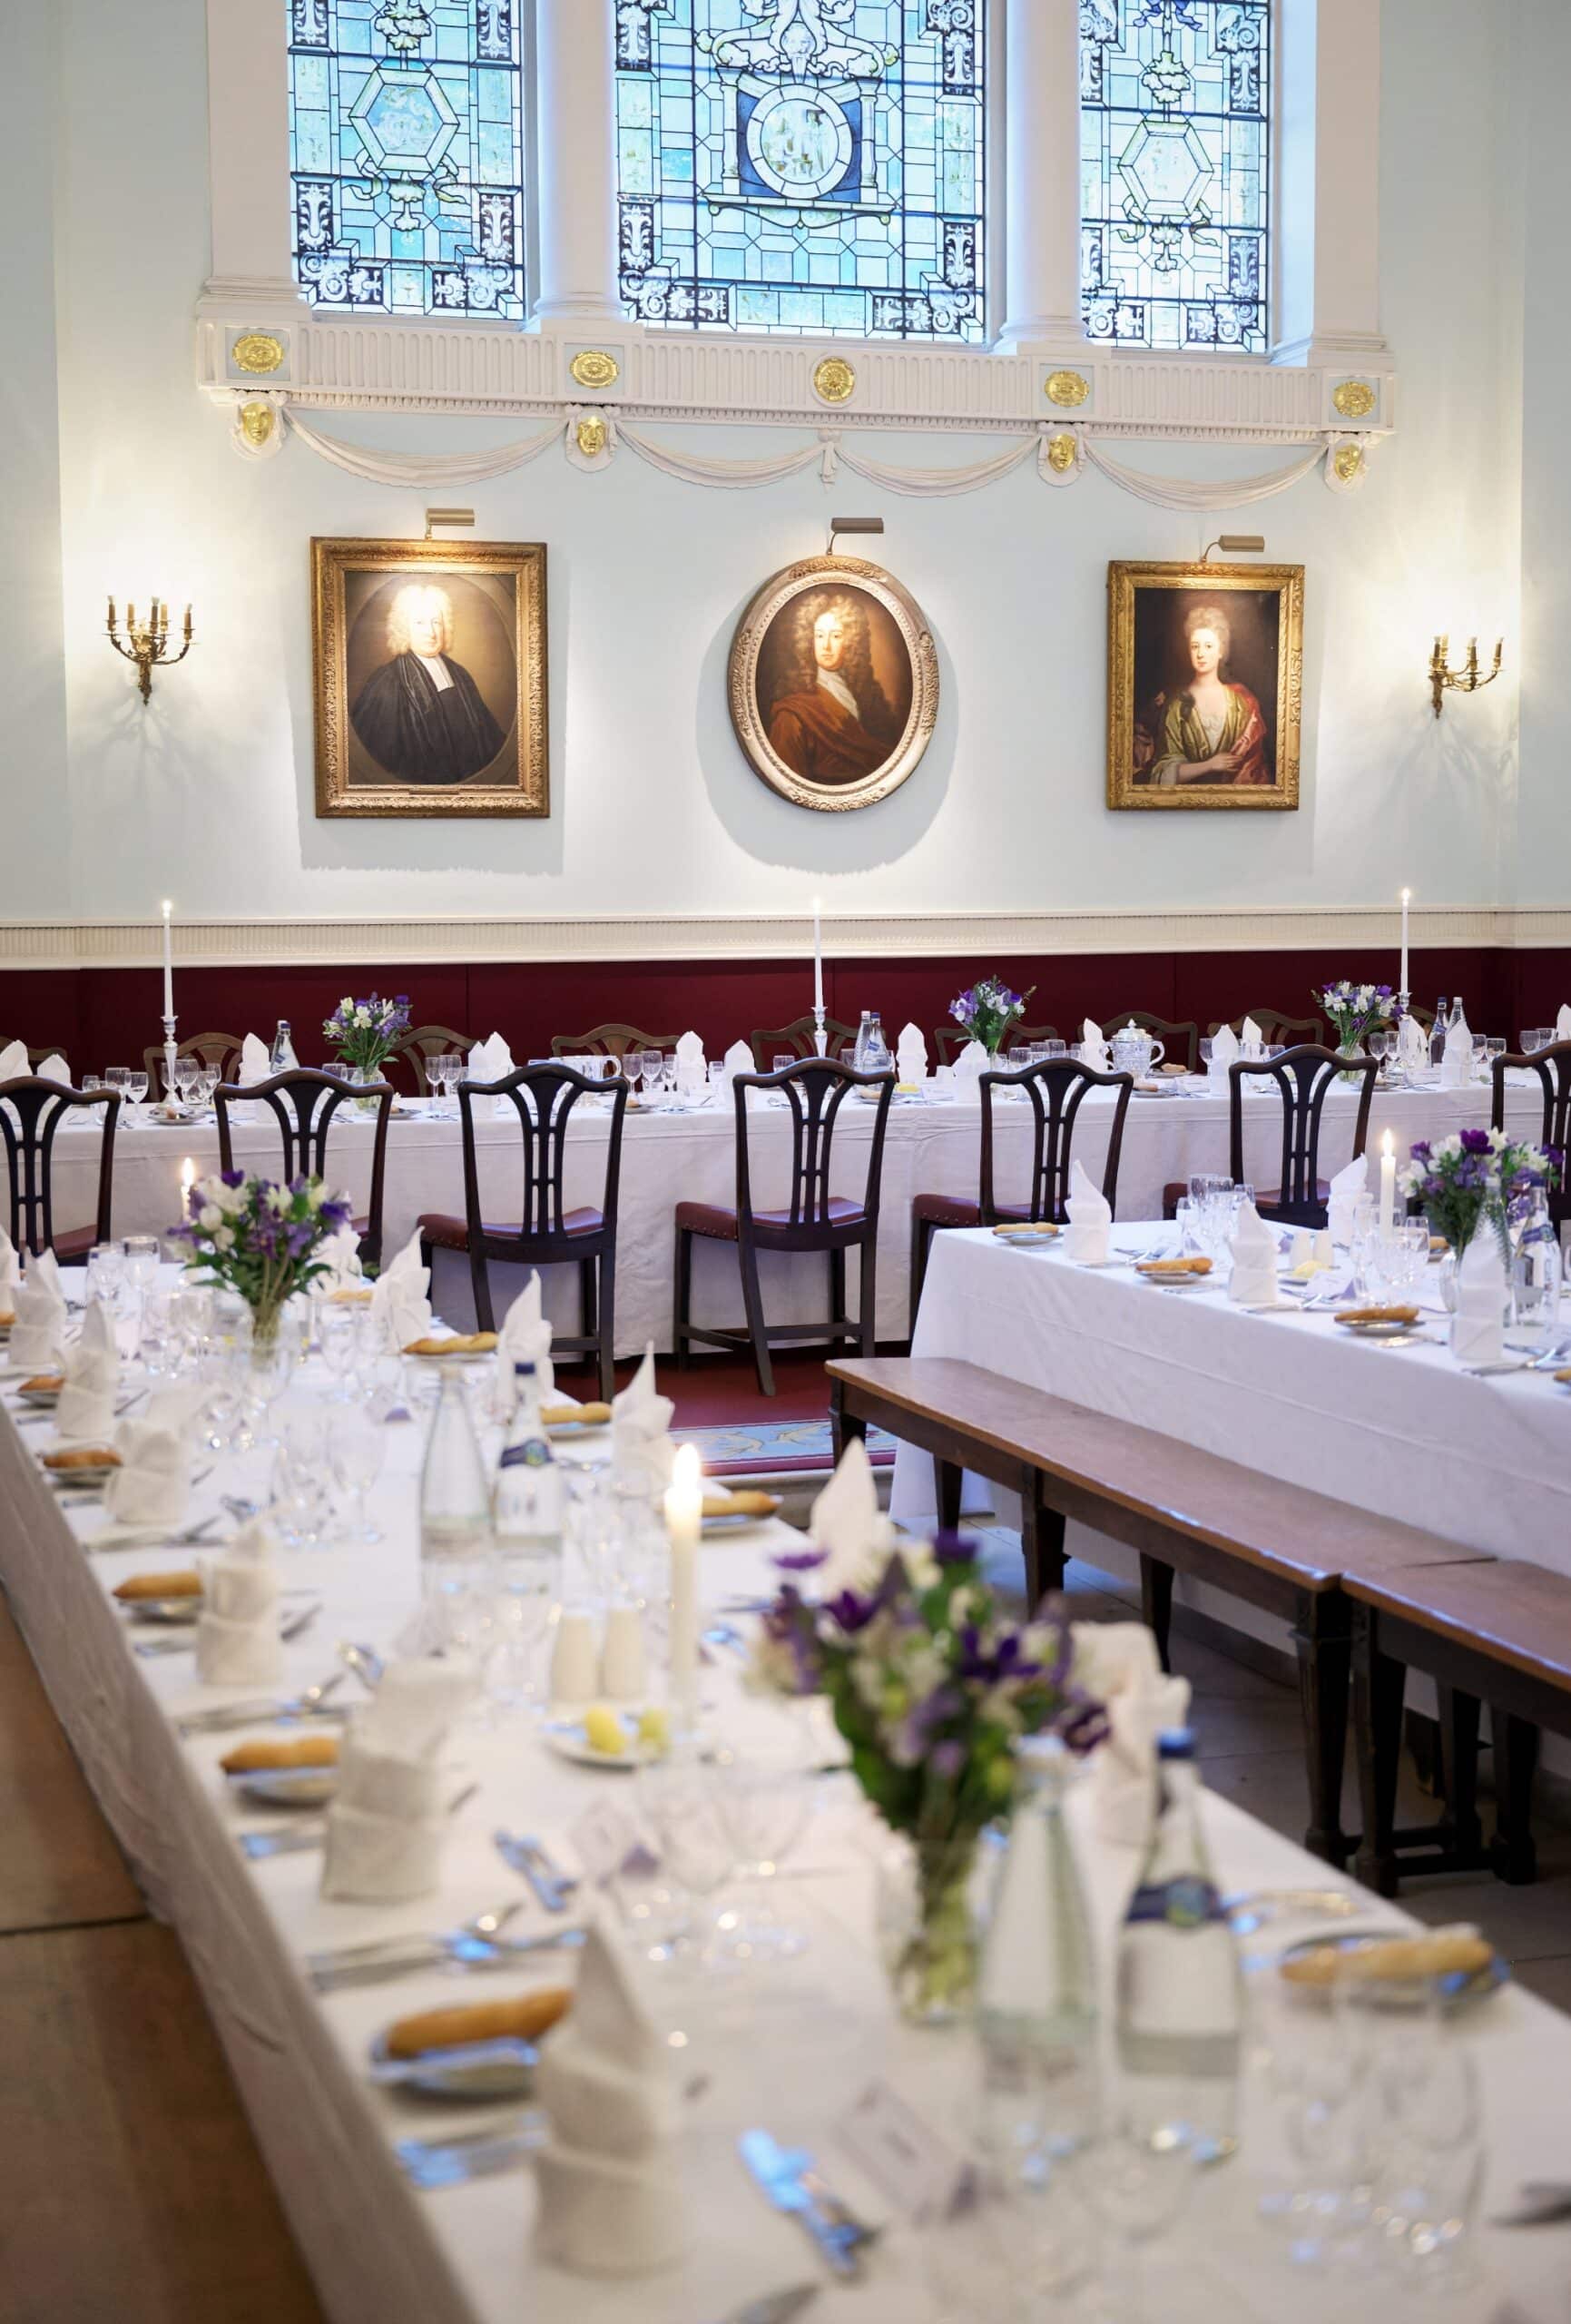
[1381,1129,1394,1157]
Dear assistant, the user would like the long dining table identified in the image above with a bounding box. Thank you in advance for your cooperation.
[1,1285,1569,2324]
[41,1072,1548,1357]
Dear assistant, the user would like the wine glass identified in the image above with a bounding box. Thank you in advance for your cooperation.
[635,1757,740,1969]
[123,1234,162,1292]
[318,1305,365,1402]
[329,1409,386,1543]
[621,1049,643,1098]
[104,1067,131,1114]
[84,1243,125,1308]
[172,1056,199,1108]
[126,1069,150,1122]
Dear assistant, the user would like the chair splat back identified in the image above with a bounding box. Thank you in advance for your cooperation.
[0,1078,120,1256]
[979,1058,1133,1224]
[1493,1041,1571,1225]
[733,1059,893,1237]
[1229,1046,1377,1226]
[748,1015,858,1071]
[461,1062,628,1250]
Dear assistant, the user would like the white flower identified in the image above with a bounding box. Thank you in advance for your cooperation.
[198,1202,222,1231]
[211,1224,235,1251]
[265,1184,289,1216]
[305,1181,326,1212]
[340,996,353,1013]
[206,1177,249,1217]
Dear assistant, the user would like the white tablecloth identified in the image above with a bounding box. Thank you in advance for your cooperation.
[0,1301,1569,2324]
[40,1078,1545,1357]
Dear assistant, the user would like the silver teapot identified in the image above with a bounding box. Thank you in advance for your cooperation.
[1108,1021,1164,1078]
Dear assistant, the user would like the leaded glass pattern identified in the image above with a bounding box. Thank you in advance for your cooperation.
[614,1,987,340]
[288,1,525,318]
[1081,0,1270,353]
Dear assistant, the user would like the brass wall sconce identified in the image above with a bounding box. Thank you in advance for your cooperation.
[425,507,475,538]
[106,596,192,704]
[828,514,884,556]
[1201,533,1265,562]
[1429,634,1503,718]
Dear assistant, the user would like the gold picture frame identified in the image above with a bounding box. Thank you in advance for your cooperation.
[312,537,548,818]
[1107,560,1303,811]
[728,554,939,813]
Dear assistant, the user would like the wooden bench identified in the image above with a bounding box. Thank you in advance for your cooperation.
[827,1354,1496,1869]
[1347,1556,1571,1896]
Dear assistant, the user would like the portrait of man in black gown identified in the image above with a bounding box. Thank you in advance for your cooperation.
[313,538,548,820]
[350,584,506,784]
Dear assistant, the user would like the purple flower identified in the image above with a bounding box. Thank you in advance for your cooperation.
[824,1588,879,1634]
[774,1548,829,1573]
[1459,1128,1491,1155]
[931,1531,977,1567]
[221,1168,245,1188]
[929,1738,965,1781]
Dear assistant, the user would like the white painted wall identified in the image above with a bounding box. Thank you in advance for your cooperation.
[6,0,1536,929]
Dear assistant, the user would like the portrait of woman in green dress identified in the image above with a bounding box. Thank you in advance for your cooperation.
[1108,563,1301,812]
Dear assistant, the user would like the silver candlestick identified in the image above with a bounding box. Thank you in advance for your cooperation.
[162,1017,181,1108]
[812,1002,828,1058]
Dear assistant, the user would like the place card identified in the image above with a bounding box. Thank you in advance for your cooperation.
[836,2080,974,2223]
[568,1799,645,1886]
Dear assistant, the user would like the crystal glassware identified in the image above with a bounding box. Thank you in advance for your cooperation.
[123,1234,162,1291]
[126,1070,150,1118]
[104,1067,131,1112]
[329,1408,386,1543]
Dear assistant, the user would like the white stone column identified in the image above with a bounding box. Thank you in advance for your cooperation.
[1274,0,1389,368]
[995,0,1085,350]
[532,0,624,327]
[200,0,306,317]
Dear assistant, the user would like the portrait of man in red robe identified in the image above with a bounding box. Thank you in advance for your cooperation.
[761,587,908,787]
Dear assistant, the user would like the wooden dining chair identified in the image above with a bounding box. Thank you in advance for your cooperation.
[141,1029,245,1092]
[1210,1006,1328,1050]
[0,1039,63,1069]
[417,1061,627,1401]
[389,1024,477,1097]
[931,1022,1060,1066]
[551,1023,680,1062]
[908,1057,1134,1336]
[1099,1010,1201,1073]
[748,1013,857,1070]
[1227,1046,1379,1228]
[0,1078,120,1258]
[214,1068,394,1271]
[674,1057,894,1397]
[1492,1040,1571,1229]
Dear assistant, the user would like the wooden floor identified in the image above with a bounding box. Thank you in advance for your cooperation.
[0,1591,326,2324]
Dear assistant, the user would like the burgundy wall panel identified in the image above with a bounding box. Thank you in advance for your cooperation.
[0,947,1565,1081]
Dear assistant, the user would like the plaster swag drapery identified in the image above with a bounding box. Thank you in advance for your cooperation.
[276,408,1364,509]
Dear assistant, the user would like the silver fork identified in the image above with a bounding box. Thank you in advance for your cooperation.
[394,2112,546,2190]
[495,1828,580,1914]
[307,1900,524,1974]
[337,1640,385,1691]
[177,1668,346,1736]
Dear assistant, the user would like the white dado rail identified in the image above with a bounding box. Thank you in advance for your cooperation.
[197,0,1393,453]
[1,906,1563,975]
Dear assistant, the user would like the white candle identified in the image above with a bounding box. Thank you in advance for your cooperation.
[663,1440,702,1728]
[1399,887,1410,1002]
[161,898,174,1022]
[811,895,823,1017]
[1378,1128,1396,1240]
[180,1156,197,1212]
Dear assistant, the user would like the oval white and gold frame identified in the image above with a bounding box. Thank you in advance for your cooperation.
[727,554,939,813]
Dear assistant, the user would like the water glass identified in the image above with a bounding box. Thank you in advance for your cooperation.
[1173,1197,1201,1256]
[123,1234,162,1291]
[126,1071,150,1117]
[104,1068,131,1114]
[173,1057,200,1107]
[1198,1038,1214,1068]
[1007,1045,1030,1071]
[318,1305,365,1401]
[84,1242,125,1306]
[1045,1039,1068,1060]
[1520,1028,1551,1055]
[329,1409,386,1543]
[771,1053,794,1077]
[1338,1972,1485,2292]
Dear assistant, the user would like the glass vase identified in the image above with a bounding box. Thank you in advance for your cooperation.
[875,1830,981,2026]
[350,1063,386,1116]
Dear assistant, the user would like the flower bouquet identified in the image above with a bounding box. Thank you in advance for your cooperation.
[950,977,1034,1058]
[752,1534,1105,2023]
[1400,1128,1561,1260]
[176,1171,354,1343]
[1314,979,1396,1056]
[323,993,410,1105]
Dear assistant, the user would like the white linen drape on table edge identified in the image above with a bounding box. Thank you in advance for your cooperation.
[278,409,1355,508]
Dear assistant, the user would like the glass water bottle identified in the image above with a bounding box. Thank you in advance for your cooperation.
[416,1369,496,1654]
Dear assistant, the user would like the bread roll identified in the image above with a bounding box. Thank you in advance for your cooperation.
[1281,1930,1492,1988]
[702,1491,778,1518]
[43,1446,122,1471]
[1334,1305,1419,1326]
[401,1332,498,1356]
[385,1988,572,2059]
[542,1402,613,1427]
[113,1569,201,1601]
[220,1734,342,1774]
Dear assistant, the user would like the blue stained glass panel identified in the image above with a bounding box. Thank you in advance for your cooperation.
[288,1,525,318]
[614,1,987,340]
[1081,0,1270,353]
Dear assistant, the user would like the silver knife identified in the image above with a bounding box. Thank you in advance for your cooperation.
[707,2288,820,2324]
[178,1703,348,1736]
[307,1926,587,1990]
[738,2132,872,2280]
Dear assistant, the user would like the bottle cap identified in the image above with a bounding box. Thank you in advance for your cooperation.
[1156,1728,1196,1760]
[515,1360,535,1376]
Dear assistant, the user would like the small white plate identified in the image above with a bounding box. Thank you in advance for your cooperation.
[47,1467,117,1496]
[17,1386,61,1407]
[122,1594,203,1624]
[542,1714,662,1770]
[1334,1315,1421,1338]
[1135,1269,1212,1292]
[368,2029,539,2102]
[228,1766,340,1809]
[993,1231,1060,1250]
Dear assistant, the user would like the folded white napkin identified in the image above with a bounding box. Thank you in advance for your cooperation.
[722,1039,753,1087]
[1450,1226,1506,1367]
[1064,1157,1111,1265]
[0,1040,26,1083]
[1398,1012,1429,1075]
[370,1229,432,1354]
[535,1923,684,2277]
[54,1301,120,1442]
[466,1030,510,1083]
[0,1226,20,1317]
[810,1434,895,1597]
[321,1657,477,1903]
[1228,1197,1281,1307]
[1440,1008,1473,1089]
[1081,1018,1112,1071]
[498,1270,554,1403]
[1326,1153,1369,1247]
[7,1247,66,1372]
[1240,1015,1264,1053]
[196,1516,282,1688]
[103,1419,189,1527]
[314,1222,363,1293]
[1095,1669,1194,1847]
[952,1039,989,1090]
[1557,1003,1571,1045]
[1209,1023,1240,1077]
[895,1022,928,1084]
[673,1029,706,1096]
[238,1033,270,1086]
[36,1054,70,1087]
[612,1343,674,1493]
[142,1379,209,1443]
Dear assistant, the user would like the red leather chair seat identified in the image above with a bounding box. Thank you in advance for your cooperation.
[911,1192,982,1230]
[417,1206,604,1252]
[675,1196,867,1245]
[52,1226,97,1261]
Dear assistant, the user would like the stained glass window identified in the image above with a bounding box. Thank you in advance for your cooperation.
[1080,0,1270,353]
[614,1,987,340]
[288,1,525,318]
